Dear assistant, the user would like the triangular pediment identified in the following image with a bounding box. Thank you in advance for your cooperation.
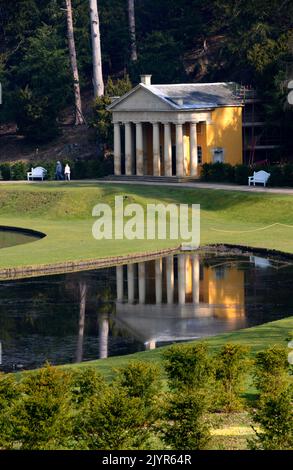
[108,85,175,112]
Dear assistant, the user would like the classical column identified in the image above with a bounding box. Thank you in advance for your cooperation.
[99,313,109,359]
[138,262,146,304]
[153,122,160,176]
[114,123,121,175]
[127,263,135,303]
[192,255,200,303]
[183,126,188,176]
[190,122,198,176]
[116,265,124,302]
[164,123,172,176]
[166,255,174,304]
[178,254,186,304]
[136,122,144,176]
[155,258,162,304]
[176,123,184,177]
[125,122,133,175]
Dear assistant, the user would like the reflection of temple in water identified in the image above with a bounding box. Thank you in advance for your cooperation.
[1,252,291,371]
[113,254,246,351]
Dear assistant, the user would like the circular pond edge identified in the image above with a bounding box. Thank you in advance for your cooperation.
[0,225,46,240]
[0,242,292,281]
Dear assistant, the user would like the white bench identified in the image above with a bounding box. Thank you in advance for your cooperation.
[27,167,47,181]
[248,170,270,187]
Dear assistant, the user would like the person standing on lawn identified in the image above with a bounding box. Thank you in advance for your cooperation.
[64,164,71,181]
[55,161,64,180]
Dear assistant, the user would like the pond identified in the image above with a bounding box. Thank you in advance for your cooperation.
[0,251,292,371]
[0,226,44,249]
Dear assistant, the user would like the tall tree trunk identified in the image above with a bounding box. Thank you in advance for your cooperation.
[128,0,137,62]
[65,0,84,125]
[89,0,104,97]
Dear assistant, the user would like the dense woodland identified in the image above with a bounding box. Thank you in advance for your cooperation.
[0,0,292,157]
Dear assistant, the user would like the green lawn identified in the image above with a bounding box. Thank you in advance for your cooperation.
[0,181,293,271]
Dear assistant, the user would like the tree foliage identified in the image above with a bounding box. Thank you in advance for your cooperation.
[0,0,292,151]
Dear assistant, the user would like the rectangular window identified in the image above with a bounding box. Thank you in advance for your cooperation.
[197,146,202,164]
[212,147,225,163]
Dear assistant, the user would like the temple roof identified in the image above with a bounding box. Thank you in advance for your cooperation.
[108,82,243,111]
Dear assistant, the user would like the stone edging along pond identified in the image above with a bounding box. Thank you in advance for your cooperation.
[1,242,293,281]
[0,246,181,280]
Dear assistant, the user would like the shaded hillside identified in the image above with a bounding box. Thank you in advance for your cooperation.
[0,90,97,163]
[0,0,292,161]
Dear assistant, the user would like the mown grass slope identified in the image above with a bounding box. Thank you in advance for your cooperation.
[0,182,292,269]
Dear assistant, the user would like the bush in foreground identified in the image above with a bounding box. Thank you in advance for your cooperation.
[160,388,210,450]
[162,342,214,392]
[253,345,290,395]
[249,387,293,450]
[214,343,251,412]
[1,365,73,450]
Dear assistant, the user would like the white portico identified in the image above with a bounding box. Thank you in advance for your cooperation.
[107,75,243,178]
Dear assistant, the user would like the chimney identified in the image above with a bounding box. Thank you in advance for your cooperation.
[140,74,152,86]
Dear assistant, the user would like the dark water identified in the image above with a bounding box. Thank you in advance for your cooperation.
[0,252,292,372]
[0,227,43,249]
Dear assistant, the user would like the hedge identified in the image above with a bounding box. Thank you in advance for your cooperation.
[200,163,293,187]
[1,159,293,187]
[0,157,114,181]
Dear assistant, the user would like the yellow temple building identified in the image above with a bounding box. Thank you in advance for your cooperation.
[108,75,243,179]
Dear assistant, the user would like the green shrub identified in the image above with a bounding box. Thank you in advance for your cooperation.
[282,164,293,187]
[73,160,88,179]
[214,343,250,412]
[199,163,234,182]
[200,163,211,181]
[43,161,56,180]
[11,162,28,180]
[160,389,210,450]
[0,163,11,180]
[254,345,290,395]
[117,361,161,407]
[163,342,214,391]
[235,164,250,185]
[0,158,113,181]
[267,165,283,186]
[0,373,19,411]
[0,374,20,447]
[5,364,73,450]
[249,387,293,450]
[77,385,150,450]
[70,368,106,405]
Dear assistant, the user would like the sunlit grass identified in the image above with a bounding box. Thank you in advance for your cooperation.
[0,182,293,270]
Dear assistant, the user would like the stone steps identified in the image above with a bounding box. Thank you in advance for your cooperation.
[104,175,199,184]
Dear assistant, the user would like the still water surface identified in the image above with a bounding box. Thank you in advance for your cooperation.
[0,227,43,249]
[0,252,292,371]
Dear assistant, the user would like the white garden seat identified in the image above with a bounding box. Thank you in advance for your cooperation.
[248,170,270,187]
[27,167,47,181]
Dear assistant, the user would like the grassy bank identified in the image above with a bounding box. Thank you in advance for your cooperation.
[0,181,293,270]
[19,316,292,450]
[53,316,293,383]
